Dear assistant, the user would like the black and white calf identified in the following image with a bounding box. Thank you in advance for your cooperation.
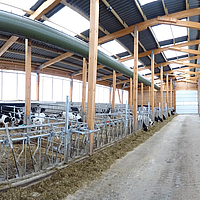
[60,111,83,122]
[0,113,12,126]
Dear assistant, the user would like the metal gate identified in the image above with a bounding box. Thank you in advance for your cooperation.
[176,90,198,114]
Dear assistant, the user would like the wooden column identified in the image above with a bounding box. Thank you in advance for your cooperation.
[198,79,200,114]
[36,71,39,101]
[69,77,73,102]
[173,83,176,110]
[121,89,123,104]
[141,82,143,108]
[109,86,112,103]
[154,91,157,108]
[87,0,99,155]
[160,64,163,119]
[25,39,31,120]
[112,70,116,111]
[170,78,173,110]
[166,72,169,115]
[151,51,155,120]
[130,78,132,108]
[133,26,138,132]
[117,89,121,103]
[149,86,151,104]
[82,58,87,113]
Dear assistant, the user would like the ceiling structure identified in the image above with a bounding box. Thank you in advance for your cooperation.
[0,0,199,88]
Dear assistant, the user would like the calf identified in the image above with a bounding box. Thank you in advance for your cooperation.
[0,114,11,126]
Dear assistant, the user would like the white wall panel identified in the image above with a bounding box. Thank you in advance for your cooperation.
[176,90,198,114]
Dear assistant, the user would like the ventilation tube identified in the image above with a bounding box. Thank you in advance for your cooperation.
[0,11,160,90]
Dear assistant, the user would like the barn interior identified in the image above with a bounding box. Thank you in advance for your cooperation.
[0,0,200,199]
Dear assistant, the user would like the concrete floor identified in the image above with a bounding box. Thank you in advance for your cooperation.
[66,115,200,200]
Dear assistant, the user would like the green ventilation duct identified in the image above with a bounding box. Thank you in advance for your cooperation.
[0,11,160,90]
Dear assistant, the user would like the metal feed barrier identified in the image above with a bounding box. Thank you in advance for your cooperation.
[0,100,156,183]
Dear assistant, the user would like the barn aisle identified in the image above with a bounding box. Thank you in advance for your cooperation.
[66,115,200,200]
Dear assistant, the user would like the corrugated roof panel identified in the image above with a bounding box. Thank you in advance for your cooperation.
[155,53,165,63]
[106,0,144,26]
[188,0,200,9]
[99,1,126,33]
[163,66,171,71]
[139,29,157,51]
[45,3,65,18]
[139,56,151,66]
[164,0,186,14]
[141,1,165,19]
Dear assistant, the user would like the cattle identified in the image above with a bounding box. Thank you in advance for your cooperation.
[0,113,12,126]
[149,118,154,126]
[142,122,148,131]
[60,111,83,122]
[155,116,158,122]
[163,115,166,120]
[158,116,163,122]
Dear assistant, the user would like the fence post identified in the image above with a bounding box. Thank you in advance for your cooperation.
[64,96,69,163]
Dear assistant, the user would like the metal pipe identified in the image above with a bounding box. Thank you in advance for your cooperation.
[0,11,160,90]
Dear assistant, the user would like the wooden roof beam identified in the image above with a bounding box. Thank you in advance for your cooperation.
[37,52,73,70]
[72,64,104,76]
[139,55,200,71]
[119,39,200,63]
[97,73,122,82]
[0,36,19,57]
[98,7,200,44]
[30,0,61,20]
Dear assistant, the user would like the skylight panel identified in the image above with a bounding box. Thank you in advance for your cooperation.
[97,46,112,56]
[0,3,24,16]
[44,6,90,37]
[139,0,158,6]
[169,63,184,69]
[121,59,142,69]
[152,24,173,42]
[100,41,127,56]
[138,69,151,75]
[171,19,187,38]
[0,0,38,15]
[163,50,188,59]
[13,0,38,10]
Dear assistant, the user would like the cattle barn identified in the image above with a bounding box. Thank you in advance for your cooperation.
[0,0,200,199]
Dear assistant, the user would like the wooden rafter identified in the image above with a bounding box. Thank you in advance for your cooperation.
[139,55,200,71]
[0,36,18,57]
[38,52,73,70]
[30,0,61,20]
[119,39,200,63]
[73,65,104,77]
[97,73,122,82]
[98,7,200,44]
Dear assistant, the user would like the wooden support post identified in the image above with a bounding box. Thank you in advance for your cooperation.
[25,39,31,122]
[154,91,157,108]
[117,89,121,103]
[36,71,39,101]
[149,86,151,104]
[133,26,138,132]
[112,70,116,111]
[69,77,73,102]
[87,0,99,156]
[198,79,200,114]
[160,64,163,119]
[130,78,132,108]
[109,86,112,103]
[173,83,176,110]
[166,72,169,115]
[141,82,143,108]
[170,78,173,110]
[151,51,155,120]
[121,89,123,104]
[82,58,87,113]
